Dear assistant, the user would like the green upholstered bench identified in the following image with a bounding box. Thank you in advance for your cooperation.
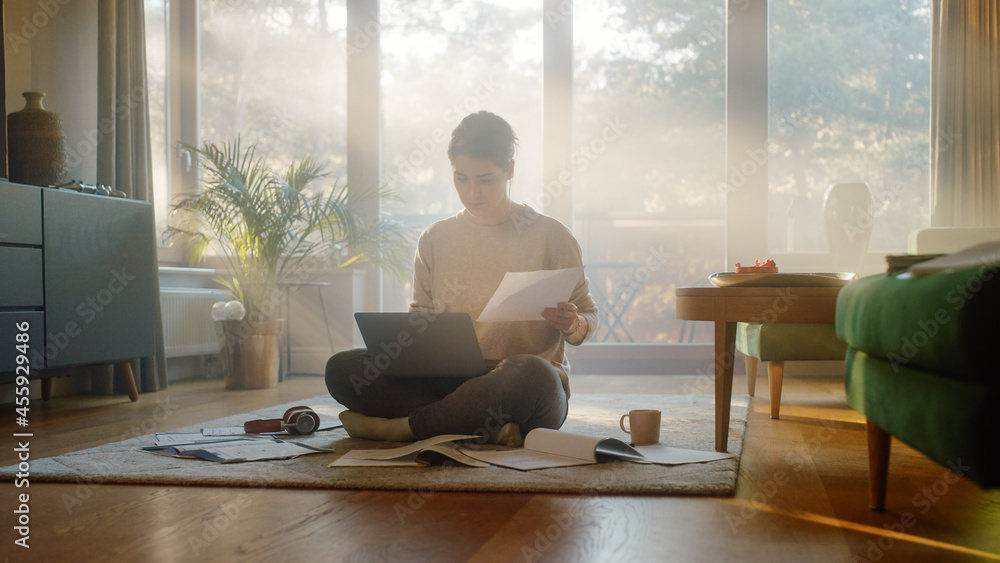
[737,322,847,419]
[836,264,999,509]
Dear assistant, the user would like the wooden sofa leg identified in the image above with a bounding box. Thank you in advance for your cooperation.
[745,356,758,397]
[768,360,784,419]
[866,420,891,511]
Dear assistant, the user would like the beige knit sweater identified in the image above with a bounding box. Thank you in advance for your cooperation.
[409,203,599,395]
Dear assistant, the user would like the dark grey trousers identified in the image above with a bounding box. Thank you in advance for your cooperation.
[325,348,568,440]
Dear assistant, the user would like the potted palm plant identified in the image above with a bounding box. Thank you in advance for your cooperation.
[166,138,411,388]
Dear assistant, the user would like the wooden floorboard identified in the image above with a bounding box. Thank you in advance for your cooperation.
[2,374,998,562]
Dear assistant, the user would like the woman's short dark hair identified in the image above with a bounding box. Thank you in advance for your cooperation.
[447,111,518,172]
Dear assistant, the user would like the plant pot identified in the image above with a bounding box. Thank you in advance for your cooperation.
[222,319,284,389]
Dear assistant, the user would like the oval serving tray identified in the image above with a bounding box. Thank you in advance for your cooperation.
[708,272,859,288]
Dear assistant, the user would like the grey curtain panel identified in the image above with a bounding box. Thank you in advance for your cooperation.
[96,0,168,394]
[930,0,1000,226]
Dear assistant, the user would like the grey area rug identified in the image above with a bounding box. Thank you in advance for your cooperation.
[0,394,749,495]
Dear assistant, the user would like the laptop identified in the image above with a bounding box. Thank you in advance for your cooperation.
[354,312,492,377]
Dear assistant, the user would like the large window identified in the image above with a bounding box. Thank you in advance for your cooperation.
[149,0,931,351]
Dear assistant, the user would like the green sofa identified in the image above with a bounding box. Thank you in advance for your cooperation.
[836,263,1000,509]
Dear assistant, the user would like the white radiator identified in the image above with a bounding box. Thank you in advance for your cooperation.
[160,288,229,358]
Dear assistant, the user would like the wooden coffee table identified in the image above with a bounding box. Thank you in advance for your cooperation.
[675,286,844,452]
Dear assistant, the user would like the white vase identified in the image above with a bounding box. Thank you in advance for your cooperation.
[823,182,874,271]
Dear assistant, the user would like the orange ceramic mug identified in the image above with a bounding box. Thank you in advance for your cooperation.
[619,409,661,445]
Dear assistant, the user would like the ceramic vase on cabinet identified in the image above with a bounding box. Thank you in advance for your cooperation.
[7,92,68,187]
[823,182,874,271]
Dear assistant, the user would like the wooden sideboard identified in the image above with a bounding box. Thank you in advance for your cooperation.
[0,180,157,389]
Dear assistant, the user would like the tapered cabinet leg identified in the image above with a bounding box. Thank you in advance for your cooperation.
[116,361,139,402]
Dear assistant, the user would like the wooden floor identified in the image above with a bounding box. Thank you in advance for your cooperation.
[2,374,998,562]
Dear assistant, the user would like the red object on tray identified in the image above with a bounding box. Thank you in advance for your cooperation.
[735,259,778,274]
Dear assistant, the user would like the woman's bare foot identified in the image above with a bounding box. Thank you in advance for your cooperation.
[339,411,416,442]
[487,422,523,447]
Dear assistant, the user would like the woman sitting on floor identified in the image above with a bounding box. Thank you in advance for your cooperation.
[325,110,598,446]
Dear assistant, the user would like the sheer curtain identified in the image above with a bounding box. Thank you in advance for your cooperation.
[930,0,1000,226]
[96,0,168,393]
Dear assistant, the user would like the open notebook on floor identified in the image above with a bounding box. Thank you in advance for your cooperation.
[329,429,734,470]
[354,312,496,377]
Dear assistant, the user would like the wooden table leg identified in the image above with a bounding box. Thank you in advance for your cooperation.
[116,361,139,402]
[714,315,736,452]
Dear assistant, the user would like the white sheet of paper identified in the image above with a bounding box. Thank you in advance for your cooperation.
[328,435,485,467]
[148,438,273,452]
[459,448,592,470]
[156,432,222,444]
[477,266,585,323]
[202,426,248,436]
[631,444,734,465]
[194,441,332,463]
